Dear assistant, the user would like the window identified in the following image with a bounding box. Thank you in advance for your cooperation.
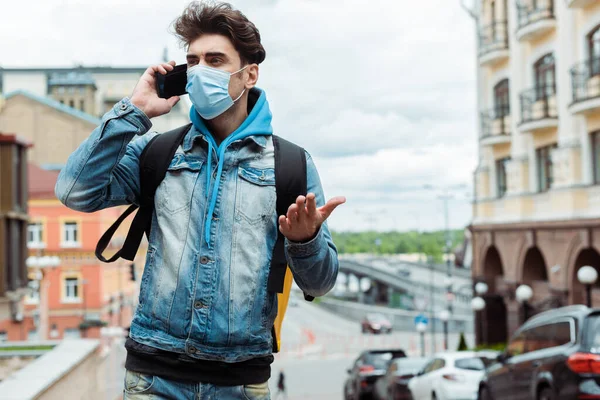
[28,329,39,341]
[58,87,65,94]
[63,328,81,339]
[536,144,557,192]
[494,79,510,117]
[455,357,488,371]
[64,277,80,301]
[69,100,74,108]
[593,132,600,185]
[589,25,600,76]
[79,87,85,95]
[496,157,510,198]
[508,332,526,356]
[63,221,79,246]
[68,87,75,94]
[526,321,572,352]
[59,99,64,105]
[0,330,7,342]
[26,279,40,304]
[79,100,85,111]
[27,222,44,247]
[534,54,556,100]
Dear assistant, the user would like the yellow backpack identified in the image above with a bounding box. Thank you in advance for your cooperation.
[269,136,314,353]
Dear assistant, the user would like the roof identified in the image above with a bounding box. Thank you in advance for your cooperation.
[0,66,146,74]
[0,133,32,147]
[48,71,96,87]
[4,90,101,126]
[28,163,60,200]
[520,305,593,330]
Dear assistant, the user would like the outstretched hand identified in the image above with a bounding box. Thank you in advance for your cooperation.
[278,193,346,242]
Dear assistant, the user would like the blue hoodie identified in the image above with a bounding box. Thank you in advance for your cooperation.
[189,87,274,246]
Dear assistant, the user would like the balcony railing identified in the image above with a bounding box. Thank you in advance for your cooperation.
[478,21,509,58]
[480,107,511,140]
[570,57,600,104]
[517,0,555,31]
[520,85,558,124]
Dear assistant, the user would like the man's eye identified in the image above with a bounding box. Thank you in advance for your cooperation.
[211,58,223,65]
[187,60,198,67]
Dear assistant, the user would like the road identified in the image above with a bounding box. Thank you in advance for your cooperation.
[269,297,473,399]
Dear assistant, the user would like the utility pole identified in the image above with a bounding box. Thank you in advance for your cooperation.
[439,191,454,350]
[428,256,436,354]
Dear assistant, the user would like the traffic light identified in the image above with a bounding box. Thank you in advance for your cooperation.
[129,263,137,281]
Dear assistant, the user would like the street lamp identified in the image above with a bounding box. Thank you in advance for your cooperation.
[475,282,489,296]
[577,266,598,308]
[439,309,450,351]
[26,255,61,340]
[516,284,533,323]
[471,297,486,346]
[416,322,427,357]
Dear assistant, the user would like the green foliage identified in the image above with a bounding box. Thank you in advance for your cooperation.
[457,332,469,351]
[471,342,507,352]
[0,345,54,352]
[331,229,464,262]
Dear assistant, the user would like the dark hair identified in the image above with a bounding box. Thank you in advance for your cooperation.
[173,1,266,65]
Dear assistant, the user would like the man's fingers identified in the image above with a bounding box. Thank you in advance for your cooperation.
[318,196,347,220]
[158,65,168,74]
[167,96,180,108]
[168,60,176,66]
[296,196,306,219]
[305,193,318,218]
[278,215,290,232]
[287,204,299,222]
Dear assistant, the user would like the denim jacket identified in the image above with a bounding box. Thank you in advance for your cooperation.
[55,94,339,362]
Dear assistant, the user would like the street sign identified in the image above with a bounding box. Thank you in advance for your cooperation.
[414,314,429,327]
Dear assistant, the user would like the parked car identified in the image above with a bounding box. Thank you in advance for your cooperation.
[373,357,431,400]
[344,349,407,400]
[479,305,600,400]
[362,313,393,334]
[408,351,497,400]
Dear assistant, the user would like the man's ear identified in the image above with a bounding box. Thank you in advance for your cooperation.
[245,64,259,89]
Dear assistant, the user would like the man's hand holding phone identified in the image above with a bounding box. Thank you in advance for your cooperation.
[131,61,181,119]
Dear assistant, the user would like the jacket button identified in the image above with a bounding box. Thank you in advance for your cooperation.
[194,301,203,309]
[120,103,128,111]
[200,256,209,264]
[188,346,197,354]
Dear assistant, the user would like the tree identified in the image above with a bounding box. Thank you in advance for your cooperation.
[457,331,469,351]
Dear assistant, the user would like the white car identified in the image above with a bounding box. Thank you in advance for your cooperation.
[408,351,496,400]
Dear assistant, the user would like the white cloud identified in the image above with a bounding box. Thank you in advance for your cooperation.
[0,0,479,232]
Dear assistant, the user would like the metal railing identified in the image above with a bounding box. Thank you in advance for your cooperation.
[480,106,511,140]
[519,85,558,124]
[516,1,555,31]
[478,21,509,57]
[570,57,600,104]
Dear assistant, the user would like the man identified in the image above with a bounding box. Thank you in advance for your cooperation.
[55,1,344,399]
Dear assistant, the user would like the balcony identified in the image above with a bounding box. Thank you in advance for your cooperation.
[566,0,596,8]
[478,21,509,67]
[516,1,556,42]
[519,86,558,133]
[480,107,512,146]
[569,58,600,115]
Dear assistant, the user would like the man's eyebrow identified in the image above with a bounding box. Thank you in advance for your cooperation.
[205,52,228,59]
[186,54,199,60]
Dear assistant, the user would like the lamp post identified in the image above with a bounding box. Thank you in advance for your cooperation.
[416,322,427,357]
[26,255,61,340]
[577,266,598,308]
[516,284,533,323]
[439,309,450,351]
[471,296,486,347]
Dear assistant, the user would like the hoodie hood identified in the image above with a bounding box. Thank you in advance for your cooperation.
[189,87,273,247]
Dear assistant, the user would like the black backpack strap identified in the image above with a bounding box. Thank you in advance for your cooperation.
[95,123,192,262]
[269,136,314,302]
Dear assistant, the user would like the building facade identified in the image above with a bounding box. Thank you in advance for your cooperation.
[0,165,143,341]
[469,0,600,344]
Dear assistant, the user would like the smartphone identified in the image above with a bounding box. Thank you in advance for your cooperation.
[156,64,188,98]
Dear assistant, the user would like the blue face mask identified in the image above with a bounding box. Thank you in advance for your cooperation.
[186,64,247,120]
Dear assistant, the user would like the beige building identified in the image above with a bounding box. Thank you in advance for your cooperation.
[468,0,600,344]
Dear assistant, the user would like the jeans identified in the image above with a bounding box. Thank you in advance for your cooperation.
[123,370,271,400]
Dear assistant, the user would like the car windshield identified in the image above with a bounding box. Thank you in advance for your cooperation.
[586,314,600,353]
[368,314,387,322]
[395,358,430,375]
[454,357,492,371]
[365,351,405,369]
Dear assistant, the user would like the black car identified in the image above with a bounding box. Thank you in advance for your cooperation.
[344,349,407,400]
[479,305,600,400]
[373,357,430,400]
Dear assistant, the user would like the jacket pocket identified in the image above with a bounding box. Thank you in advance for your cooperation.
[156,154,203,215]
[124,370,155,394]
[235,165,276,225]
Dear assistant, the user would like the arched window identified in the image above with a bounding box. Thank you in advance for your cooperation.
[534,53,556,100]
[494,79,510,117]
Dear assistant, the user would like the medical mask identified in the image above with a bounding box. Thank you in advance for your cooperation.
[186,64,247,119]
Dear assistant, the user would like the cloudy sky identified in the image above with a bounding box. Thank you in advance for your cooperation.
[1,0,479,233]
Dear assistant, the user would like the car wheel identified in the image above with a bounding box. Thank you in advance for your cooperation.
[479,386,493,400]
[538,387,555,400]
